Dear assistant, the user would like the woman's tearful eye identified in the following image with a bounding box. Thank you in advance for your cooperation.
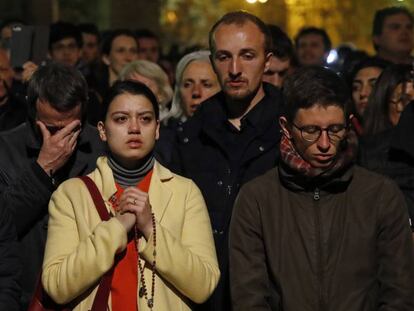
[113,114,128,123]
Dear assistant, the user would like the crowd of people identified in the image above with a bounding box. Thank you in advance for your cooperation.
[0,5,413,311]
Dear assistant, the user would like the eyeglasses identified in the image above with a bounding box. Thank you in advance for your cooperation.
[291,123,347,143]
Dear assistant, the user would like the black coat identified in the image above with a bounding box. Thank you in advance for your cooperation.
[0,90,28,132]
[0,122,105,310]
[358,126,414,225]
[165,83,284,311]
[0,205,20,311]
[156,117,184,166]
[391,101,414,159]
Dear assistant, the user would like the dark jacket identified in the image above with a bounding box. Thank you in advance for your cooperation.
[0,122,105,310]
[165,83,283,311]
[390,101,414,226]
[0,87,28,132]
[156,117,184,166]
[391,101,414,159]
[230,164,414,311]
[358,127,414,225]
[0,206,21,311]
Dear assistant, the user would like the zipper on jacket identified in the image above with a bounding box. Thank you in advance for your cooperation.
[227,185,232,196]
[313,187,326,311]
[313,187,320,201]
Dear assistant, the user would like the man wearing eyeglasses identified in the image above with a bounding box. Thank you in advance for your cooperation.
[229,66,414,311]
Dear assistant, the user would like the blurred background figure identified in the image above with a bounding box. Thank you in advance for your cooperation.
[0,42,27,131]
[294,26,331,66]
[388,101,414,231]
[158,57,175,86]
[49,22,105,126]
[263,24,298,88]
[135,28,161,63]
[358,64,414,235]
[339,49,369,81]
[0,18,25,49]
[363,64,414,135]
[93,29,138,99]
[49,21,83,68]
[372,6,414,65]
[167,50,219,123]
[78,23,101,67]
[349,57,389,135]
[325,44,358,74]
[119,59,173,121]
[156,50,220,166]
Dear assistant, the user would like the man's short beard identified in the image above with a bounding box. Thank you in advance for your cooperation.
[224,85,260,119]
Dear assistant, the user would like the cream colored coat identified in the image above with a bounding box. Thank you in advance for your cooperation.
[42,157,220,311]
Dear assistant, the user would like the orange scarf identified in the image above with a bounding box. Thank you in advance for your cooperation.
[111,170,153,311]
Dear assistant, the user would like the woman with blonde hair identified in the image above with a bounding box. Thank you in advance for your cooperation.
[157,51,220,165]
[42,80,219,311]
[166,50,220,123]
[119,60,173,121]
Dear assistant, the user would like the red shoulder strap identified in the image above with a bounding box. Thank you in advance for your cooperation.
[78,175,111,221]
[78,175,114,311]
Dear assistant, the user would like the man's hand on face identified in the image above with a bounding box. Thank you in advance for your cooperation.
[36,119,81,176]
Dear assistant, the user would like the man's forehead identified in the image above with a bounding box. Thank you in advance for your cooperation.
[384,13,413,26]
[216,20,262,34]
[53,37,78,45]
[271,56,290,69]
[299,33,324,43]
[138,37,158,46]
[295,104,345,123]
[213,21,265,50]
[36,99,81,116]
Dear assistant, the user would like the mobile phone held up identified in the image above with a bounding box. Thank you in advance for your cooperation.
[10,25,49,70]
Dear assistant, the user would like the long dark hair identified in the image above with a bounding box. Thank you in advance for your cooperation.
[363,64,412,136]
[348,57,388,120]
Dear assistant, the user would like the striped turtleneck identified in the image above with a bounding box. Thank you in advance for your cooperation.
[108,154,155,188]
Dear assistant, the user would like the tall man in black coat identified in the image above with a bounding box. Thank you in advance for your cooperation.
[0,63,105,310]
[165,11,284,311]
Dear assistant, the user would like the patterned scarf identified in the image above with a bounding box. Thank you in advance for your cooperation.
[280,129,358,178]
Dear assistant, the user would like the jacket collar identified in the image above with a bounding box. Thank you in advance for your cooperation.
[195,82,281,132]
[184,83,281,151]
[278,160,354,194]
[94,156,174,222]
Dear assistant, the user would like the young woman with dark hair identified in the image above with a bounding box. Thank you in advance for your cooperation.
[358,64,414,233]
[41,80,219,311]
[363,64,414,136]
[349,57,388,135]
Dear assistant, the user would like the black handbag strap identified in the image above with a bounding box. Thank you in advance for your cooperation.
[79,176,114,311]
